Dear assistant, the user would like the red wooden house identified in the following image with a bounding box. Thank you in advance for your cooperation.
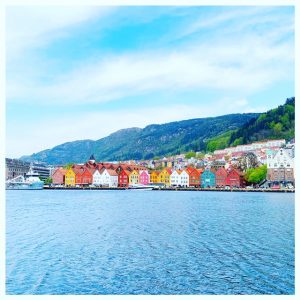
[118,169,130,187]
[225,169,243,188]
[51,168,66,185]
[73,166,93,185]
[186,167,201,187]
[215,167,227,187]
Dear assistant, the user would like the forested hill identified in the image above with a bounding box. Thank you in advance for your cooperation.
[205,97,295,152]
[20,113,258,164]
[228,97,295,146]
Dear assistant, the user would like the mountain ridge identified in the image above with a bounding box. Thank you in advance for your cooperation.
[20,112,260,164]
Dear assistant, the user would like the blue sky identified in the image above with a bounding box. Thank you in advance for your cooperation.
[6,6,294,158]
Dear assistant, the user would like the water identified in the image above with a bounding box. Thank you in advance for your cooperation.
[6,190,294,295]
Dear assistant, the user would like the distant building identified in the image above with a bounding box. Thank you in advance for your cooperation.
[118,169,130,187]
[129,170,140,185]
[139,170,150,185]
[31,163,51,180]
[225,169,244,188]
[5,158,30,180]
[201,169,216,188]
[267,148,294,186]
[51,168,66,185]
[214,139,286,156]
[215,167,227,187]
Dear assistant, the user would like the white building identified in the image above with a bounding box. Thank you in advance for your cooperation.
[101,169,118,187]
[267,148,294,169]
[92,169,102,186]
[170,170,190,187]
[214,139,286,156]
[170,170,181,186]
[180,170,190,187]
[266,148,294,184]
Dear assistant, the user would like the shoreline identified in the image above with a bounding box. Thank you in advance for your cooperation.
[42,186,295,193]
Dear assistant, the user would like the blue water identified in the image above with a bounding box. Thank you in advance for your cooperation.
[6,190,294,295]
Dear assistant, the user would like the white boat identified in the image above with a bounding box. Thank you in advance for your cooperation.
[6,165,44,190]
[128,184,153,190]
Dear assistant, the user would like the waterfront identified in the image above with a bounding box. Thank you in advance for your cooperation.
[6,190,294,294]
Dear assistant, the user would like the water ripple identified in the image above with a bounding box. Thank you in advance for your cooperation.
[6,190,294,294]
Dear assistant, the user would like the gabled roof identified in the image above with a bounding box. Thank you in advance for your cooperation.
[215,167,227,176]
[106,169,118,176]
[72,165,92,175]
[53,167,67,175]
[119,169,131,176]
[185,167,196,174]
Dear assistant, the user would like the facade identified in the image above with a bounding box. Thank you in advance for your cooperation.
[225,169,242,188]
[267,148,294,185]
[129,170,140,185]
[180,170,189,187]
[5,158,30,180]
[150,170,159,183]
[73,166,92,185]
[65,168,76,186]
[186,167,201,187]
[158,168,172,186]
[139,170,150,185]
[118,169,130,187]
[201,169,216,188]
[215,167,227,187]
[101,169,118,187]
[51,168,66,185]
[92,169,102,186]
[32,163,51,180]
[170,170,181,186]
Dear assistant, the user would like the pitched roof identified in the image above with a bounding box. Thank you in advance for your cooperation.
[106,169,118,176]
[53,167,67,175]
[215,167,227,176]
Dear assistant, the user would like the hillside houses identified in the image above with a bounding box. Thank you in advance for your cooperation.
[49,138,294,189]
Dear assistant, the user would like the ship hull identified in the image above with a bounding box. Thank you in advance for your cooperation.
[6,182,44,190]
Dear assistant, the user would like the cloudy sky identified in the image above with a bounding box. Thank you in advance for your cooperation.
[6,6,294,158]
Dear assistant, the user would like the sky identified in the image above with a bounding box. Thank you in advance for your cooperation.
[6,6,294,158]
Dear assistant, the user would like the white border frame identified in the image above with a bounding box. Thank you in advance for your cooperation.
[0,1,298,299]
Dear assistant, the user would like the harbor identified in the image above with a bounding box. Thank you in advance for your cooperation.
[42,186,295,192]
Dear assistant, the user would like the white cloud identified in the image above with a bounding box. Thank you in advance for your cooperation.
[6,6,113,59]
[7,35,294,105]
[6,6,294,106]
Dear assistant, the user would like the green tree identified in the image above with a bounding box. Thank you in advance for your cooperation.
[245,165,267,184]
[185,151,196,159]
[44,177,53,185]
[273,123,283,137]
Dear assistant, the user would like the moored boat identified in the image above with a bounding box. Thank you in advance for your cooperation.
[128,184,153,190]
[6,166,44,190]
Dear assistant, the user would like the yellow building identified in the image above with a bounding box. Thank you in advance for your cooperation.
[150,171,160,183]
[65,168,76,186]
[158,168,172,186]
[129,170,140,185]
